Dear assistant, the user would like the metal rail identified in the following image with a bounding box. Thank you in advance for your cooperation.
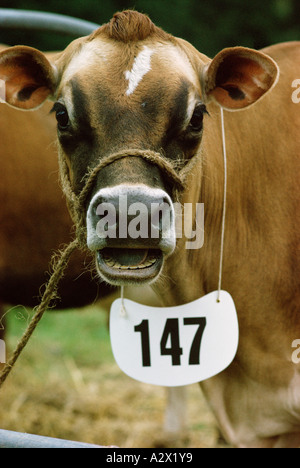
[0,429,108,448]
[0,9,100,36]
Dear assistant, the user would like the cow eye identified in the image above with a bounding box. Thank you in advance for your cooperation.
[188,104,208,133]
[51,102,70,130]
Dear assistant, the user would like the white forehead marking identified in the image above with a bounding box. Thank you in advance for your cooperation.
[125,46,154,96]
[60,41,108,88]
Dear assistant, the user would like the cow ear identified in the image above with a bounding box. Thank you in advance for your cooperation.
[201,46,279,111]
[0,46,57,110]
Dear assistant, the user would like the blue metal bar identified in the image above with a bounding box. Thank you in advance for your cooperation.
[0,9,100,36]
[0,429,107,448]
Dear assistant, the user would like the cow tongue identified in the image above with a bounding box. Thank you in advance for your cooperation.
[103,248,149,267]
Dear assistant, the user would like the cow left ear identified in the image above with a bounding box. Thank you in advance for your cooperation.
[201,46,279,111]
[0,45,57,110]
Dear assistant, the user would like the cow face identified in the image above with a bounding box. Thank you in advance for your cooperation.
[0,11,279,286]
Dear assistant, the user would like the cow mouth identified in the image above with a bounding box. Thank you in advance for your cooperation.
[96,247,163,284]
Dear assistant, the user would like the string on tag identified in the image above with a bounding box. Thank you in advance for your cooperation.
[217,107,228,303]
[120,286,127,317]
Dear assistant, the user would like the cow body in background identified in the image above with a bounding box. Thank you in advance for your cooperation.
[1,11,300,447]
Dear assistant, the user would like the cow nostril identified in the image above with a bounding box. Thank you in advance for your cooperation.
[95,196,104,213]
[94,197,118,238]
[149,199,172,239]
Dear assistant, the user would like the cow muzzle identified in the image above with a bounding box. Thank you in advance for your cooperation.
[86,185,175,285]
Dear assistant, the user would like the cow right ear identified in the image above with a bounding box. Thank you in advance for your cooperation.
[201,46,279,111]
[0,45,57,110]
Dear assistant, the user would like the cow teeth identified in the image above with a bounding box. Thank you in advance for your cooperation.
[137,258,157,269]
[148,258,157,265]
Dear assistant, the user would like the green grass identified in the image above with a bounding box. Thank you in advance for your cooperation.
[5,304,114,375]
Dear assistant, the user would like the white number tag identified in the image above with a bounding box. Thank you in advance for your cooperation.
[109,290,239,387]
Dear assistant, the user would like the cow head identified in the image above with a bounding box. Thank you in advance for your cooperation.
[0,11,279,286]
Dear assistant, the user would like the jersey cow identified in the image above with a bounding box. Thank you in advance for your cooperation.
[0,10,299,448]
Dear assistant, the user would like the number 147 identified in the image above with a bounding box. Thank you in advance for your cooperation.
[134,317,206,367]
